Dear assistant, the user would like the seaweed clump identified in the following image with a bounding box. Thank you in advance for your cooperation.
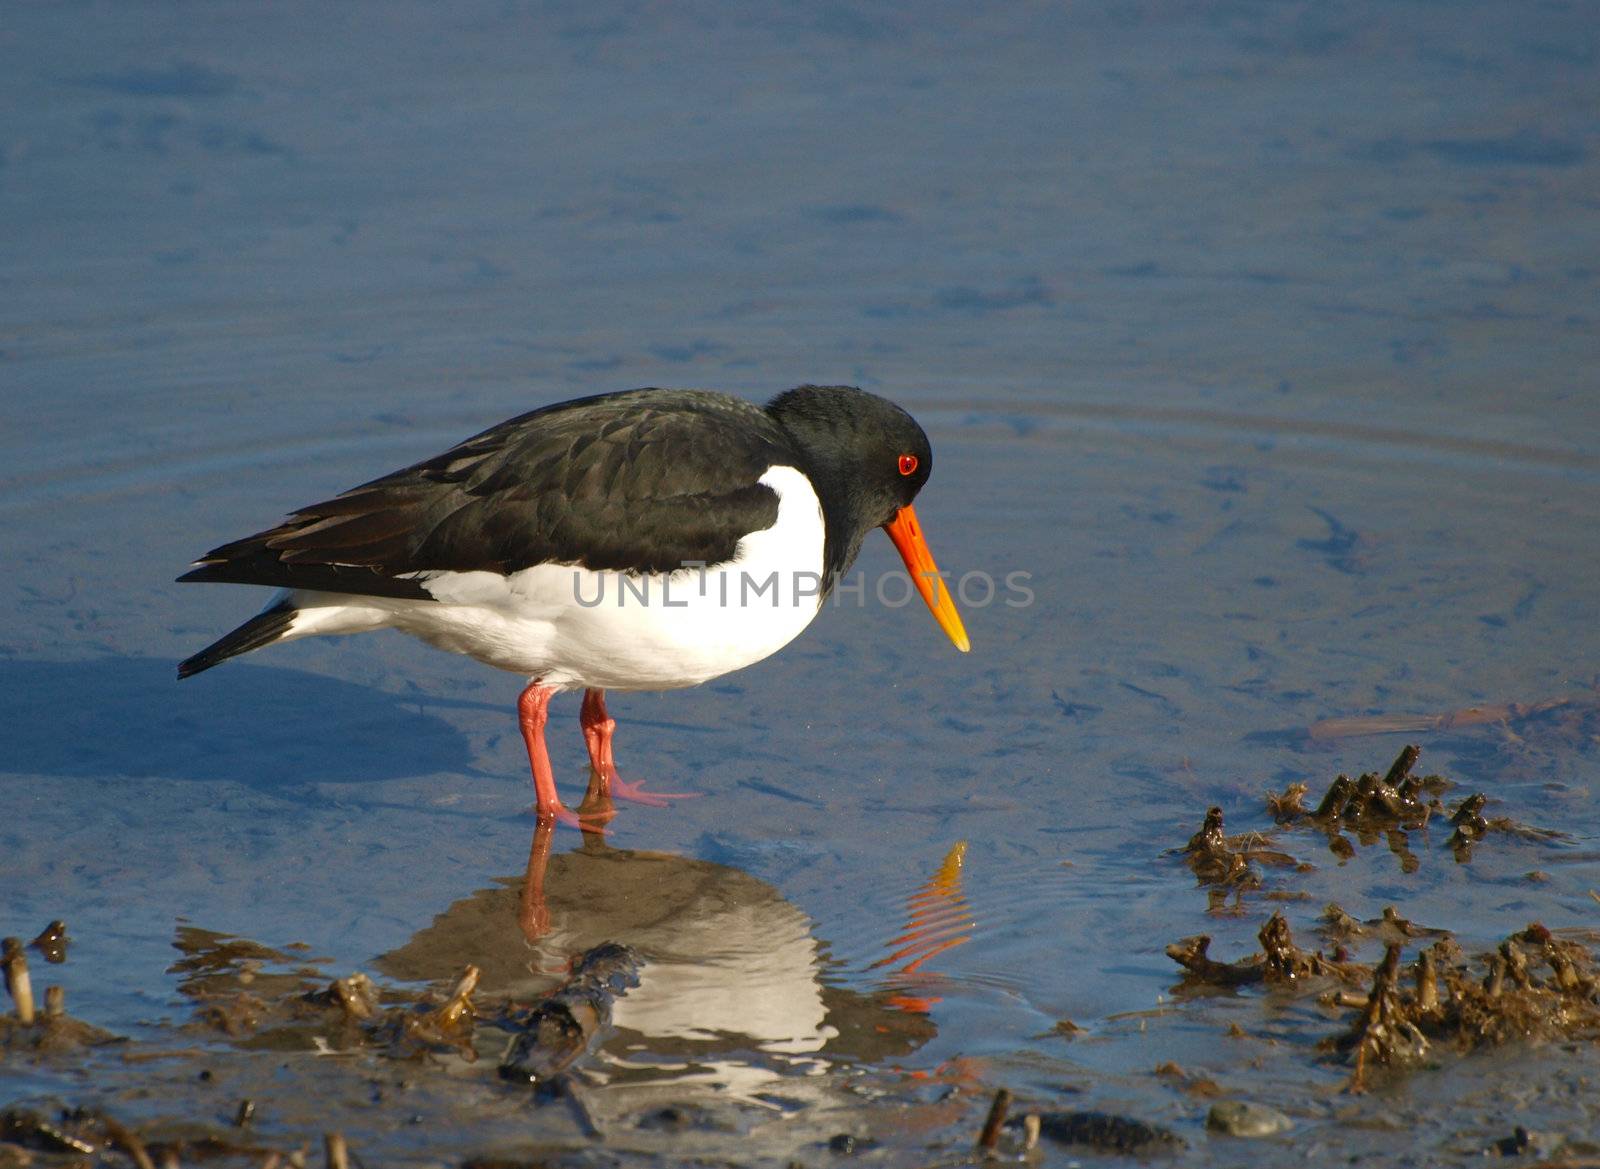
[1179,806,1303,913]
[169,925,637,1076]
[1167,911,1369,991]
[1266,745,1447,871]
[1266,745,1566,868]
[1,932,119,1057]
[1326,922,1600,1090]
[1168,906,1600,1093]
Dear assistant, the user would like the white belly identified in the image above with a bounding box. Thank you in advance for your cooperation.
[278,466,828,691]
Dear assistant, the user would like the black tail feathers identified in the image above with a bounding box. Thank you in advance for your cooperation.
[177,602,296,679]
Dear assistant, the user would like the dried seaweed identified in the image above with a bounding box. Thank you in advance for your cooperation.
[1266,746,1566,868]
[1324,924,1600,1091]
[1179,805,1302,912]
[1168,911,1368,991]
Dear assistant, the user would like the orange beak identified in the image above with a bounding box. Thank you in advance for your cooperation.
[882,505,971,653]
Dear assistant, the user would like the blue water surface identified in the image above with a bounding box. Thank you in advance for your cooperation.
[2,2,1597,1160]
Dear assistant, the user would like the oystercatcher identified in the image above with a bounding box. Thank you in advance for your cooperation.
[178,385,969,823]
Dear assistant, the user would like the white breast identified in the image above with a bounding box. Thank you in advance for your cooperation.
[278,466,828,691]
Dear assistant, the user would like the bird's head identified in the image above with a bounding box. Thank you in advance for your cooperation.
[768,385,970,653]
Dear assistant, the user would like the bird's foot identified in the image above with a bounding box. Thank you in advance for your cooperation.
[536,801,615,835]
[597,771,699,808]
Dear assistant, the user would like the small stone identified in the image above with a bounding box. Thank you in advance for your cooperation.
[635,1103,737,1134]
[637,1106,690,1132]
[1034,1112,1184,1154]
[1490,1126,1556,1156]
[1206,1100,1291,1137]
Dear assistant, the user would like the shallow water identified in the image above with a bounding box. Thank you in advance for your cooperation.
[3,1,1599,1163]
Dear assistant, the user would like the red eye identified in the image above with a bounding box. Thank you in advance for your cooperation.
[898,454,918,476]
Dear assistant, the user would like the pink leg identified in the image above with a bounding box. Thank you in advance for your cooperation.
[580,687,617,787]
[518,681,575,825]
[578,687,695,808]
[575,687,618,826]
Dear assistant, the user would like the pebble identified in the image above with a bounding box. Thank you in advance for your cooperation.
[1206,1100,1292,1137]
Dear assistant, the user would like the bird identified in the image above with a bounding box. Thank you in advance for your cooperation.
[177,384,969,825]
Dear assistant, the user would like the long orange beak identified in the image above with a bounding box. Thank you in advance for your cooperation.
[882,505,971,653]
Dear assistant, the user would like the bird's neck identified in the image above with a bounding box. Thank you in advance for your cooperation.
[781,443,875,596]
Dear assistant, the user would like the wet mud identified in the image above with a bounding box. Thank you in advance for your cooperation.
[0,824,979,1167]
[6,750,1600,1166]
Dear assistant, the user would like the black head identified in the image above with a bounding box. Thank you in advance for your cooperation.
[766,384,934,578]
[767,384,969,651]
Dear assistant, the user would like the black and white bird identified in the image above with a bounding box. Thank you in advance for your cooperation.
[178,385,969,824]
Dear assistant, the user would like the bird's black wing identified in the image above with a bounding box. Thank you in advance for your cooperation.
[178,389,795,600]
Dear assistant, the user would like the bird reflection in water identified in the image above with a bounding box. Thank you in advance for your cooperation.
[867,840,973,1014]
[376,799,973,1101]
